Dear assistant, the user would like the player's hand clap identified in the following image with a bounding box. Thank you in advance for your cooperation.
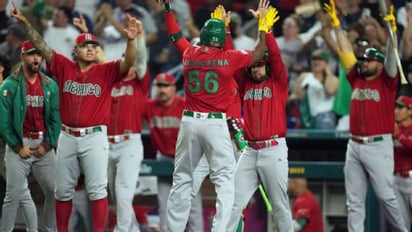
[124,15,141,41]
[211,5,231,26]
[19,145,32,159]
[250,0,279,33]
[323,0,340,28]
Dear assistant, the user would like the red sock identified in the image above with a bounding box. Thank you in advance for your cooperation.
[55,200,72,232]
[91,197,108,232]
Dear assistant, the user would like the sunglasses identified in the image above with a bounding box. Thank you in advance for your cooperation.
[395,102,407,108]
[155,83,172,88]
[77,43,98,49]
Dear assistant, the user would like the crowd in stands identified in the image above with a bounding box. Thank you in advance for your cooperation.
[1,0,412,132]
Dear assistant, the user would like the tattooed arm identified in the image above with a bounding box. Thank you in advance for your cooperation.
[10,1,53,63]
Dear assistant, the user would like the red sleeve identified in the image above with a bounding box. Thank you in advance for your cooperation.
[266,32,287,84]
[165,11,191,54]
[397,134,412,150]
[46,51,73,83]
[224,26,234,50]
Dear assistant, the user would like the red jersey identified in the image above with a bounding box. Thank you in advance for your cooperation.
[292,190,324,232]
[182,45,251,112]
[238,32,288,141]
[394,123,412,172]
[227,79,242,119]
[108,71,151,135]
[23,75,45,133]
[347,68,398,135]
[144,96,186,157]
[47,52,122,127]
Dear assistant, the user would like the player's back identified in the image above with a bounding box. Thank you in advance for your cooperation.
[182,45,251,113]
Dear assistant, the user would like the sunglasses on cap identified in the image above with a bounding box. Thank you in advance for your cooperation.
[77,43,98,49]
[395,102,408,109]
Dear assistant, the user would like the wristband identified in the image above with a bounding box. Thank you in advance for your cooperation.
[169,31,183,43]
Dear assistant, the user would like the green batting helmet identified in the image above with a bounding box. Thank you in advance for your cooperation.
[200,19,226,48]
[363,48,385,63]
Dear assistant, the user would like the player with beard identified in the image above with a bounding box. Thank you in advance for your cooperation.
[324,1,407,231]
[0,40,61,232]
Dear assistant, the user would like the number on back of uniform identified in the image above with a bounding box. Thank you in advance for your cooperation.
[188,70,219,94]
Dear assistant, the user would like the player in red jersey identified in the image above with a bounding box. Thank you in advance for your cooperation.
[158,0,276,231]
[393,95,412,228]
[324,1,407,231]
[10,1,140,231]
[144,72,204,232]
[288,178,323,232]
[225,10,294,231]
[105,21,151,231]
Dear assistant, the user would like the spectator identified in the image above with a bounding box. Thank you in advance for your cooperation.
[0,40,60,232]
[393,95,412,229]
[229,12,255,50]
[94,0,158,60]
[289,49,339,129]
[43,6,80,57]
[288,178,324,232]
[0,24,27,69]
[61,0,95,33]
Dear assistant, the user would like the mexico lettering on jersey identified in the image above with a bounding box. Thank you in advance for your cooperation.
[108,71,151,135]
[182,45,251,112]
[23,75,46,133]
[394,124,412,172]
[47,52,122,127]
[144,96,186,157]
[347,67,398,135]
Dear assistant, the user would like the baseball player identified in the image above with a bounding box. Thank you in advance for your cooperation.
[144,72,204,232]
[288,178,323,232]
[9,2,140,231]
[0,40,60,232]
[393,95,412,228]
[159,0,276,231]
[225,14,294,232]
[107,21,151,232]
[324,1,408,231]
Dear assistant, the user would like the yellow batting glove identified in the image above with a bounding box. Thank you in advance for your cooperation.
[383,5,397,32]
[211,7,223,20]
[323,0,340,28]
[258,7,279,33]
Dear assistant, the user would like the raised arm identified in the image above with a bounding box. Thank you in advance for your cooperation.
[119,14,139,74]
[249,0,279,65]
[382,5,399,78]
[210,5,234,50]
[323,0,357,71]
[10,0,53,63]
[160,0,191,54]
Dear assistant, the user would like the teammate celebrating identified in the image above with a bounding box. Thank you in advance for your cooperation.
[225,13,294,231]
[159,0,276,231]
[393,95,412,228]
[9,1,139,231]
[0,40,60,232]
[324,1,407,231]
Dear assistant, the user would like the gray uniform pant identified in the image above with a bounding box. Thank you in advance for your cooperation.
[394,175,412,230]
[157,152,204,232]
[226,138,293,232]
[345,135,407,232]
[0,138,56,232]
[166,114,235,232]
[108,134,143,232]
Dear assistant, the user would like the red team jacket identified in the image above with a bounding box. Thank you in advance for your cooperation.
[144,96,186,157]
[394,123,412,172]
[347,68,398,136]
[47,52,122,127]
[108,71,151,135]
[236,32,288,141]
[292,190,324,232]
